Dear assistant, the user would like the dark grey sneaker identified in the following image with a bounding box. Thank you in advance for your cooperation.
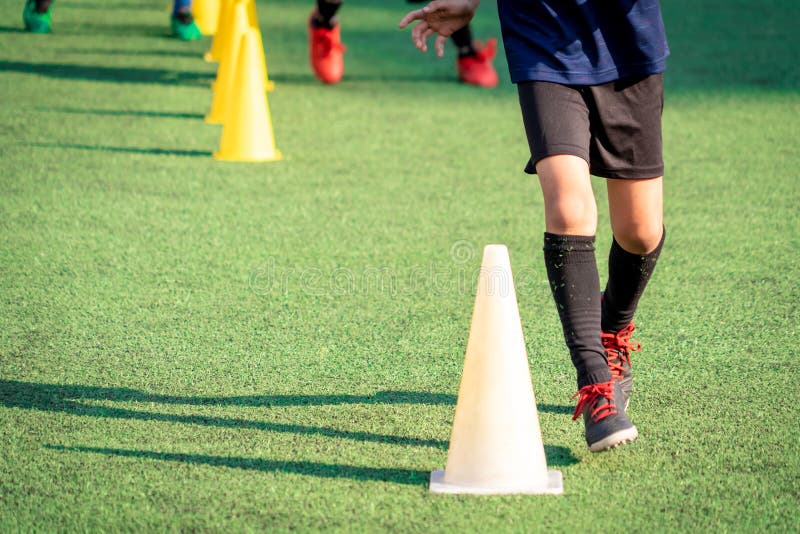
[573,380,638,452]
[601,322,640,411]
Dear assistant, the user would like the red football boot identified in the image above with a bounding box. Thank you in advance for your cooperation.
[308,14,345,84]
[457,38,499,88]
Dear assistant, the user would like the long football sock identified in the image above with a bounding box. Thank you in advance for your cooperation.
[35,0,52,12]
[313,0,343,28]
[543,233,611,388]
[451,25,476,58]
[602,227,665,332]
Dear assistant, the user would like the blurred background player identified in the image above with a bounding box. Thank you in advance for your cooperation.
[309,0,498,87]
[22,0,53,33]
[171,0,202,41]
[22,0,201,40]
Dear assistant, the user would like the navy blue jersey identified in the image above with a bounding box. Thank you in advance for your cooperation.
[498,0,669,85]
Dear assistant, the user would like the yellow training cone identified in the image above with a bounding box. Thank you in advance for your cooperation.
[247,0,258,28]
[205,0,233,62]
[193,0,220,35]
[214,29,282,162]
[251,27,275,92]
[212,26,274,93]
[205,0,249,124]
[430,245,562,495]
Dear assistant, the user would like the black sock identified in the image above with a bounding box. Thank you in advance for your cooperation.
[313,0,343,29]
[602,227,666,332]
[543,233,611,389]
[174,9,193,24]
[35,0,52,13]
[451,25,476,58]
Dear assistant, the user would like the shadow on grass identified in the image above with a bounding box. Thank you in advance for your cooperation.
[30,142,209,157]
[63,2,165,10]
[0,379,571,412]
[47,445,430,486]
[0,26,26,33]
[57,47,205,58]
[47,443,578,484]
[0,60,212,86]
[0,379,455,409]
[1,380,449,449]
[1,380,575,450]
[40,107,205,119]
[60,23,170,38]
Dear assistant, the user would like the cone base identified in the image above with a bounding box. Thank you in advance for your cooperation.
[429,469,563,495]
[213,149,283,162]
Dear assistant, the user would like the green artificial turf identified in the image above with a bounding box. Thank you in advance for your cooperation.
[1,0,799,531]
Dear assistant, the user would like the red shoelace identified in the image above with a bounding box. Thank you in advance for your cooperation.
[601,323,641,381]
[572,381,617,422]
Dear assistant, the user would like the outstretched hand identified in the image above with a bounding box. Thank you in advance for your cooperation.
[398,0,480,57]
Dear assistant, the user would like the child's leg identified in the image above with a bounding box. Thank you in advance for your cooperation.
[312,0,343,28]
[450,25,475,57]
[33,0,51,13]
[602,177,665,333]
[520,82,637,451]
[538,156,596,235]
[537,155,611,389]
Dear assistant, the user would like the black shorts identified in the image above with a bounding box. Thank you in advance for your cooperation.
[517,74,664,179]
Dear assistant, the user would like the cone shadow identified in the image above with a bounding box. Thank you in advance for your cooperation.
[0,380,449,449]
[46,445,429,486]
[61,23,169,38]
[57,48,203,58]
[64,2,163,10]
[0,380,456,408]
[544,445,579,467]
[30,143,209,157]
[41,107,205,120]
[2,381,577,454]
[0,61,212,86]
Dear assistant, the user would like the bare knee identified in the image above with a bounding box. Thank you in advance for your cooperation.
[544,195,597,235]
[613,223,664,254]
[537,155,597,235]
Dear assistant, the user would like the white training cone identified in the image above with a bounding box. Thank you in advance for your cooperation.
[430,244,562,495]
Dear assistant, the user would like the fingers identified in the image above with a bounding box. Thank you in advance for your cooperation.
[411,22,424,50]
[411,21,431,52]
[435,34,447,57]
[420,27,435,52]
[399,0,452,55]
[398,7,425,29]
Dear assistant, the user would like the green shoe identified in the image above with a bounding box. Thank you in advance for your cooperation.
[171,13,202,41]
[23,0,53,34]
